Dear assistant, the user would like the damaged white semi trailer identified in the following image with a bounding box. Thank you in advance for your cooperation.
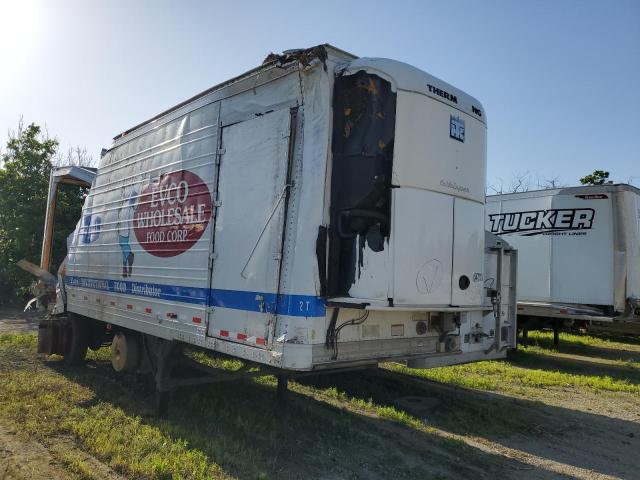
[486,184,640,344]
[38,45,516,405]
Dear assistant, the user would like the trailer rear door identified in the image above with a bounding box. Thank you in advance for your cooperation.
[207,108,292,347]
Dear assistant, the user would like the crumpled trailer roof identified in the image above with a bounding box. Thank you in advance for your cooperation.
[112,44,357,144]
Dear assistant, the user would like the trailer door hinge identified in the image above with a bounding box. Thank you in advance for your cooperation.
[210,252,218,261]
[216,148,226,155]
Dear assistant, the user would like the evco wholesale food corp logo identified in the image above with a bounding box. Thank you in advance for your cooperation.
[488,208,595,236]
[133,170,212,257]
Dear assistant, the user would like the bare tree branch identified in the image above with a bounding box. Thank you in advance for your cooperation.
[487,177,505,195]
[489,171,567,194]
[535,173,565,189]
[507,171,531,193]
[53,145,94,167]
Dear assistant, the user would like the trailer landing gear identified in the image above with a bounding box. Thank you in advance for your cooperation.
[153,339,175,418]
[552,320,560,350]
[277,374,289,401]
[133,334,291,417]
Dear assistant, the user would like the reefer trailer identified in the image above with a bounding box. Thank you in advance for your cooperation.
[486,184,640,338]
[37,45,516,393]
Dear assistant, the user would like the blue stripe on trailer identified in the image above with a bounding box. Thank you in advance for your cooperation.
[64,276,326,317]
[65,275,209,305]
[210,289,326,317]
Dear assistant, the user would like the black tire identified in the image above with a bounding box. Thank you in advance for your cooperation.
[63,315,88,366]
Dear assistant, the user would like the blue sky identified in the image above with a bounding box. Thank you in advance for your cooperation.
[0,0,638,187]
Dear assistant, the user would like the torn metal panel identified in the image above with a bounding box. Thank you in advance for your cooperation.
[328,71,397,298]
[263,45,329,71]
[341,57,487,125]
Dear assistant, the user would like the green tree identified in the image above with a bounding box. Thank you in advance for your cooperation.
[579,170,610,185]
[0,122,87,305]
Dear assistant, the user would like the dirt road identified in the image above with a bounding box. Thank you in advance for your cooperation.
[0,309,40,335]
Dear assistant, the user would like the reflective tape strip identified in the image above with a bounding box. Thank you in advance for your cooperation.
[209,329,266,347]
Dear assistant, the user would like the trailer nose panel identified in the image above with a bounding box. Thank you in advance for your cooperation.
[392,91,486,204]
[391,188,453,305]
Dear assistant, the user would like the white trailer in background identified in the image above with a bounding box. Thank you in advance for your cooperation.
[486,184,640,344]
[34,45,516,410]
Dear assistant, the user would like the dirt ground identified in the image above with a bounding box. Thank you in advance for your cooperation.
[0,421,125,480]
[0,308,638,479]
[0,308,40,335]
[390,373,640,479]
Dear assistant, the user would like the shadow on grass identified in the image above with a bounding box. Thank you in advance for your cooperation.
[297,368,640,480]
[6,328,633,480]
[508,349,640,385]
[520,331,640,362]
[47,355,514,480]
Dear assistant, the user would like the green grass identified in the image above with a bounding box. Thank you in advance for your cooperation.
[0,342,224,479]
[70,406,222,479]
[2,329,638,478]
[387,357,640,394]
[54,449,103,480]
[0,332,38,349]
[386,330,640,396]
[0,332,503,480]
[524,329,640,353]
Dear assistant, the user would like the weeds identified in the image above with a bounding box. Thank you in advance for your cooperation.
[1,330,638,479]
[386,330,640,398]
[0,333,499,480]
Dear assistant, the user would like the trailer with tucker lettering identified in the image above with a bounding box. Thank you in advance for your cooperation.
[32,45,516,410]
[486,184,640,344]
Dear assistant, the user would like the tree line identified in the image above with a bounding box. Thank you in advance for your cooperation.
[0,121,91,305]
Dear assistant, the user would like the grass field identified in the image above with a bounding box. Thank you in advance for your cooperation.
[0,330,639,479]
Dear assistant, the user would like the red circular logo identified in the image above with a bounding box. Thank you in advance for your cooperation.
[133,170,212,257]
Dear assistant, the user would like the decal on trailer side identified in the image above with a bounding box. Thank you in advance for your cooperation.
[133,170,212,258]
[488,208,595,236]
[449,115,465,142]
[65,275,326,317]
[427,84,458,104]
[80,214,102,244]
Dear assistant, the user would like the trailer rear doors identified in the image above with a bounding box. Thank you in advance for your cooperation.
[207,108,293,347]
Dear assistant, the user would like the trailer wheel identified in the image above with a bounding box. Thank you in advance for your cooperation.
[63,315,88,366]
[111,331,141,372]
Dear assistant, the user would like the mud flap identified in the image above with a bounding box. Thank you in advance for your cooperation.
[37,317,66,355]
